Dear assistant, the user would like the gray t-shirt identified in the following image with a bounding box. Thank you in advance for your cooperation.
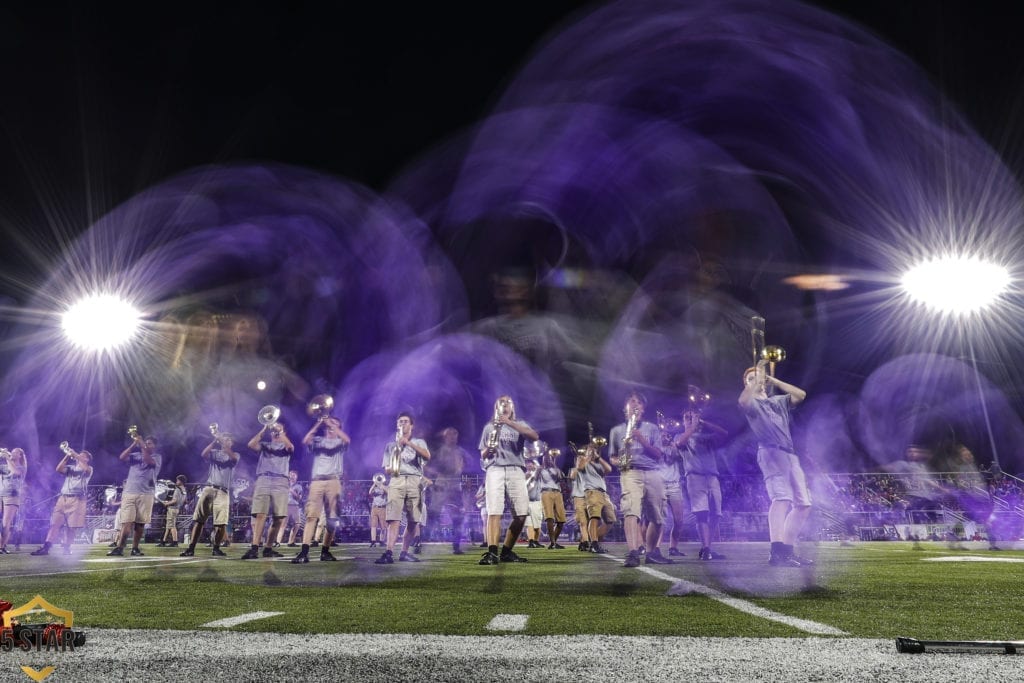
[608,420,662,470]
[205,449,236,490]
[60,463,93,496]
[0,458,24,497]
[256,441,292,478]
[309,436,347,478]
[570,470,585,498]
[680,432,721,476]
[478,422,533,468]
[578,460,607,492]
[538,466,561,491]
[382,439,428,476]
[124,450,162,494]
[741,394,795,452]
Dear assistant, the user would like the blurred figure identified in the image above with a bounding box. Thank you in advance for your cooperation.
[880,444,943,524]
[676,410,728,560]
[739,360,812,567]
[569,466,591,551]
[428,427,468,555]
[31,446,93,556]
[658,429,688,558]
[524,459,545,548]
[577,441,615,555]
[537,450,567,549]
[0,447,27,553]
[368,474,388,548]
[156,475,188,547]
[279,470,305,547]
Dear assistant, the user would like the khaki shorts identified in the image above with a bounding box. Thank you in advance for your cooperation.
[619,469,665,523]
[584,489,617,524]
[50,495,87,528]
[386,475,423,524]
[193,487,231,526]
[286,503,304,528]
[121,493,155,525]
[485,466,529,517]
[305,478,342,520]
[369,505,387,529]
[686,473,722,516]
[573,496,589,538]
[1,497,19,527]
[757,448,812,507]
[165,506,180,526]
[251,475,289,517]
[541,490,567,523]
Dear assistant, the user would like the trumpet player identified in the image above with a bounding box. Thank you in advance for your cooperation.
[368,474,388,548]
[180,431,239,557]
[292,416,350,564]
[31,445,93,556]
[739,360,813,568]
[375,412,431,564]
[537,451,567,549]
[569,466,590,551]
[477,395,538,565]
[108,433,162,557]
[242,420,295,559]
[577,441,615,554]
[609,391,671,567]
[0,448,27,554]
[675,410,728,560]
[156,475,188,547]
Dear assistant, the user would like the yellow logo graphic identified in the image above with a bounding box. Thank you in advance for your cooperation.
[2,595,76,682]
[20,666,56,682]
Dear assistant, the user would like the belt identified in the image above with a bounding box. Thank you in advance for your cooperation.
[312,475,340,481]
[257,472,289,479]
[206,484,228,493]
[60,493,84,498]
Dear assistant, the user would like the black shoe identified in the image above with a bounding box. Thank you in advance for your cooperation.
[262,548,283,558]
[107,547,124,556]
[499,548,528,563]
[701,548,725,560]
[168,542,179,547]
[310,541,320,548]
[320,550,337,562]
[108,542,118,548]
[180,548,195,557]
[240,547,260,560]
[156,541,167,548]
[668,547,685,557]
[369,541,377,548]
[0,547,8,554]
[590,542,608,554]
[375,550,394,565]
[478,551,499,565]
[638,545,646,556]
[31,546,49,556]
[478,542,488,548]
[623,550,641,568]
[768,551,802,567]
[645,549,673,565]
[272,542,280,548]
[287,543,298,548]
[211,548,226,557]
[399,551,420,562]
[130,548,144,557]
[413,545,422,555]
[292,550,310,564]
[547,542,565,550]
[578,541,590,552]
[527,540,542,549]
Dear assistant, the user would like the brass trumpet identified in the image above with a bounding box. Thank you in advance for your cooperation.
[209,423,220,439]
[307,394,334,420]
[258,405,281,426]
[373,473,386,486]
[127,424,140,441]
[59,441,74,456]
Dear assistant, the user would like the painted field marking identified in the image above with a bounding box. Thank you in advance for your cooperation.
[925,556,1024,563]
[3,558,211,579]
[201,611,286,628]
[82,556,192,563]
[485,614,529,631]
[601,554,847,636]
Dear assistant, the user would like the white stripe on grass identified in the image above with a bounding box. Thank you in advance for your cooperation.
[3,558,212,579]
[485,614,529,631]
[201,612,286,628]
[604,556,846,636]
[925,555,1024,563]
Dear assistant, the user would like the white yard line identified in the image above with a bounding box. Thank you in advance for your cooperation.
[2,559,212,579]
[201,612,286,628]
[925,555,1024,563]
[485,614,529,631]
[602,554,847,636]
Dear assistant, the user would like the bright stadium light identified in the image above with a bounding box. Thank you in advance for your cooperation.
[61,294,141,351]
[901,255,1009,315]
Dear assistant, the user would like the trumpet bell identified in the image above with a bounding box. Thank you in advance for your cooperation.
[590,436,607,449]
[127,424,139,439]
[306,394,334,419]
[761,345,786,363]
[373,473,386,485]
[258,405,281,426]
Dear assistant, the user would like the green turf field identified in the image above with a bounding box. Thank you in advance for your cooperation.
[2,541,1021,641]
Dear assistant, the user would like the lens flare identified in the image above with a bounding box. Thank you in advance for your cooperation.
[901,256,1009,315]
[61,294,141,351]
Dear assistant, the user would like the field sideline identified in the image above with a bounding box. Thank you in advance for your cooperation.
[2,541,1022,681]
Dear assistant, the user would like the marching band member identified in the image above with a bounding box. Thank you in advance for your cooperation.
[108,433,162,557]
[538,451,567,550]
[375,412,430,564]
[739,360,813,567]
[577,442,615,554]
[609,391,671,567]
[242,420,295,559]
[0,448,27,554]
[31,445,93,556]
[278,470,304,547]
[477,395,538,565]
[292,416,349,564]
[524,459,544,548]
[676,409,728,560]
[156,475,188,547]
[659,431,688,558]
[569,466,591,551]
[181,432,239,557]
[428,427,468,555]
[368,474,388,548]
